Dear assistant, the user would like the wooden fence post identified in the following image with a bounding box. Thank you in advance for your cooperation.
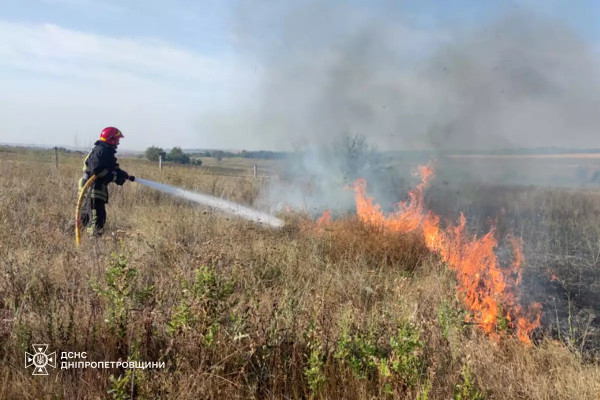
[159,154,163,172]
[253,164,257,180]
[54,147,58,170]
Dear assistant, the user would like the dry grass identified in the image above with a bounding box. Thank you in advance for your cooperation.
[449,153,600,159]
[0,148,599,399]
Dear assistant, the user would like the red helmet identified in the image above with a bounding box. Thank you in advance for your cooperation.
[99,127,124,145]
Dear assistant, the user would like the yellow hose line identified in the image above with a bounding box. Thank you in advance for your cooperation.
[75,175,97,247]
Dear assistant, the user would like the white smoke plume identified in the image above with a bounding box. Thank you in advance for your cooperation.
[212,4,600,151]
[204,3,600,213]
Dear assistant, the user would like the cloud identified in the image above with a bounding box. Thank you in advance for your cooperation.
[0,21,250,94]
[0,20,256,149]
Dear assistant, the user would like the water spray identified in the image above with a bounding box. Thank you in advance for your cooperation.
[75,176,284,246]
[135,178,285,228]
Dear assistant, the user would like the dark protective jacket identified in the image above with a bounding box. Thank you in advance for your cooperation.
[78,141,129,203]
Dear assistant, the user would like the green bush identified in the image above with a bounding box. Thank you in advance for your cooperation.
[145,146,166,162]
[388,323,426,387]
[166,147,190,164]
[167,265,235,340]
[304,321,326,394]
[335,319,384,380]
[454,365,485,400]
[92,254,154,338]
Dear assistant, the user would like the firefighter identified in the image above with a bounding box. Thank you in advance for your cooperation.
[78,127,135,236]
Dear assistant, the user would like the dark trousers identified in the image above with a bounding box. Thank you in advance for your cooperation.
[81,198,106,235]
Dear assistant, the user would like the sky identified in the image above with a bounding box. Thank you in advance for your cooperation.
[2,0,600,151]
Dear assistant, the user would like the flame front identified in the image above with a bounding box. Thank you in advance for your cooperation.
[354,165,433,233]
[353,165,542,344]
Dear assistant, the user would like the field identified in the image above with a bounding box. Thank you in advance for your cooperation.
[194,156,283,178]
[1,147,599,399]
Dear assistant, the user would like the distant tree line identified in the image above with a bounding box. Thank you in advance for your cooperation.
[145,146,202,166]
[146,147,290,164]
[190,149,290,160]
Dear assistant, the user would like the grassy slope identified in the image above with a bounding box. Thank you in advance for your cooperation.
[0,149,598,399]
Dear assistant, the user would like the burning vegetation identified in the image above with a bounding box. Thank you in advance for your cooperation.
[352,164,542,344]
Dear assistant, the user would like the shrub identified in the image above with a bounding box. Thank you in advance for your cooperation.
[91,254,154,339]
[454,365,485,400]
[166,147,190,164]
[167,265,235,339]
[145,146,166,162]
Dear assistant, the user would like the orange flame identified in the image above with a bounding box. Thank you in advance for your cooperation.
[354,165,542,344]
[354,164,434,233]
[317,209,332,229]
[547,269,560,282]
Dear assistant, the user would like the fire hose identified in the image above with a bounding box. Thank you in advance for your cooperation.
[75,174,97,247]
[75,175,284,246]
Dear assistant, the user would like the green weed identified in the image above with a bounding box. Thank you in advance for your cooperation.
[92,254,154,338]
[454,365,485,400]
[167,264,235,342]
[304,320,326,395]
[388,323,426,387]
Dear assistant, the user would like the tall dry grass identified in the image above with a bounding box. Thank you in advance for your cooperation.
[0,148,598,399]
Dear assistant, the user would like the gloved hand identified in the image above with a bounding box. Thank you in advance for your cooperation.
[128,175,135,182]
[114,169,129,185]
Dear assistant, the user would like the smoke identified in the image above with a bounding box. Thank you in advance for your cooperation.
[425,12,600,150]
[224,1,443,151]
[208,2,600,212]
[223,3,600,151]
